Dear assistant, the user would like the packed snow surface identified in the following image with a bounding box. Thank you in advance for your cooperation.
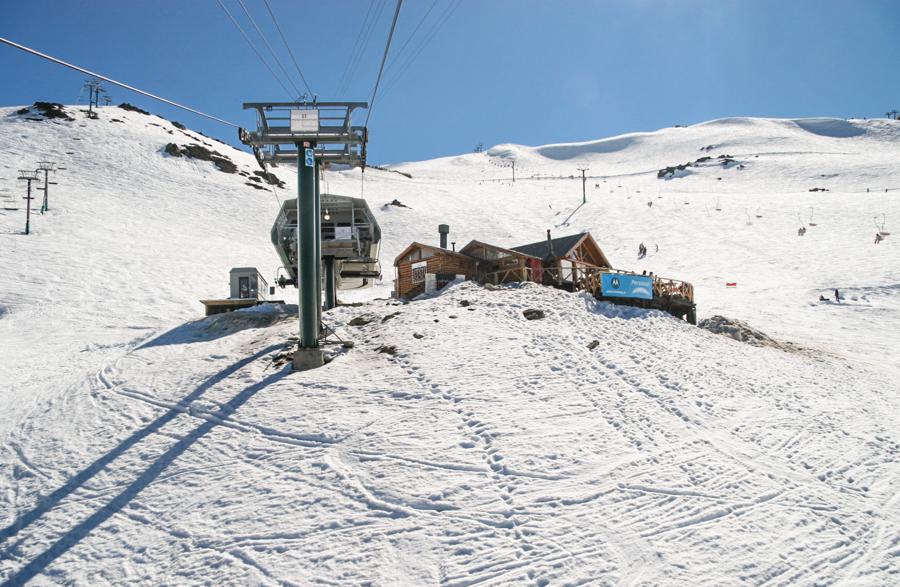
[0,105,898,585]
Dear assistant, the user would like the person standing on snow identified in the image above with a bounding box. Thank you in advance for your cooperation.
[834,289,840,302]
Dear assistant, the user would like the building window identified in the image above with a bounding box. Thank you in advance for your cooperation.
[411,261,427,284]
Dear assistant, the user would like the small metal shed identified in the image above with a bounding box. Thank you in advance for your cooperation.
[229,267,269,300]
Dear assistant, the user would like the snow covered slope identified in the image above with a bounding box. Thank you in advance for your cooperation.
[1,105,898,585]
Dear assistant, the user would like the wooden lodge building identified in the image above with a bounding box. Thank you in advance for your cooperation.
[510,231,611,289]
[393,242,476,299]
[392,228,696,323]
[394,230,611,297]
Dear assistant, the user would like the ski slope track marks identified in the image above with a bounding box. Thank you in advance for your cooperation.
[0,105,899,585]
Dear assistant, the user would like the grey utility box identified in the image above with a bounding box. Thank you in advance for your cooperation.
[229,267,269,301]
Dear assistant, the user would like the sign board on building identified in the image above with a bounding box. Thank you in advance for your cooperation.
[601,273,653,300]
[411,261,427,284]
[290,109,319,133]
[334,226,352,240]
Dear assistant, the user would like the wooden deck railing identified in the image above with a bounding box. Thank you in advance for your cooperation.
[471,263,694,303]
[479,267,533,285]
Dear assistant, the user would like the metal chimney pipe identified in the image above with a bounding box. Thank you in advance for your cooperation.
[546,229,555,257]
[438,224,450,249]
[451,241,456,252]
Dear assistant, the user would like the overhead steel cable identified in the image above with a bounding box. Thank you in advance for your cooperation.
[337,0,387,97]
[378,0,460,101]
[384,0,438,72]
[335,0,378,95]
[236,0,303,98]
[364,0,403,128]
[0,36,240,128]
[261,0,313,97]
[215,0,294,99]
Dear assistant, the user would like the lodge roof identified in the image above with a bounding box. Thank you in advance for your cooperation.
[511,233,588,260]
[393,241,474,266]
[460,240,542,261]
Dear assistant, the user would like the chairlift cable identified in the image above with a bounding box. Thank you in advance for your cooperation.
[384,0,439,72]
[364,0,404,129]
[236,0,304,98]
[337,0,386,96]
[335,0,378,95]
[215,0,294,99]
[377,0,461,101]
[261,0,314,97]
[0,36,240,128]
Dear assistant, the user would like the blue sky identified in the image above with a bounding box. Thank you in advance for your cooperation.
[2,0,898,164]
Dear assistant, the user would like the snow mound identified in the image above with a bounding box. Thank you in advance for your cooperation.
[792,118,867,138]
[697,314,806,353]
[534,134,646,160]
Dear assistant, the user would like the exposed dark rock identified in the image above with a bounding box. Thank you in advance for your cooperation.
[413,333,424,339]
[118,102,150,115]
[384,198,410,209]
[658,163,692,179]
[244,182,266,190]
[252,170,284,187]
[110,118,124,123]
[348,315,375,326]
[163,143,238,174]
[587,340,600,350]
[369,164,413,179]
[809,187,829,192]
[376,345,397,355]
[381,311,401,323]
[523,309,545,320]
[172,121,186,130]
[17,102,74,121]
[459,300,471,307]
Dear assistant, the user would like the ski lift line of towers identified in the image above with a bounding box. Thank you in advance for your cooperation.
[239,101,373,370]
[11,161,58,235]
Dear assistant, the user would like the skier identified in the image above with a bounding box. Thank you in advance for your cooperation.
[875,233,883,244]
[819,294,827,302]
[834,289,840,302]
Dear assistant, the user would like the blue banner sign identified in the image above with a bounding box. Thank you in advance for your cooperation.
[601,273,654,300]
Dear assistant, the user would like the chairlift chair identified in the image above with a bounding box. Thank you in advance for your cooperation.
[874,214,890,237]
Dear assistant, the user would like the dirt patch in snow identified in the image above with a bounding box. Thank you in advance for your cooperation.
[698,315,807,354]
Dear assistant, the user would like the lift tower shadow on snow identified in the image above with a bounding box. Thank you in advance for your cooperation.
[239,101,367,370]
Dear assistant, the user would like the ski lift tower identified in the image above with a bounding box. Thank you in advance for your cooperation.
[239,101,368,370]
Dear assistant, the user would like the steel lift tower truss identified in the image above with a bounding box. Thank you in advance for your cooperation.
[239,101,368,370]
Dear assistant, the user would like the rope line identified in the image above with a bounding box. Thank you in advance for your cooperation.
[365,0,403,128]
[0,36,240,127]
[237,0,303,98]
[215,0,294,99]
[262,0,314,97]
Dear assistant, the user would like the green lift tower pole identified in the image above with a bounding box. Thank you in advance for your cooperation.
[297,143,319,350]
[314,166,323,326]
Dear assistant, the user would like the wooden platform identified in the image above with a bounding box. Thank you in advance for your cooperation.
[199,299,285,316]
